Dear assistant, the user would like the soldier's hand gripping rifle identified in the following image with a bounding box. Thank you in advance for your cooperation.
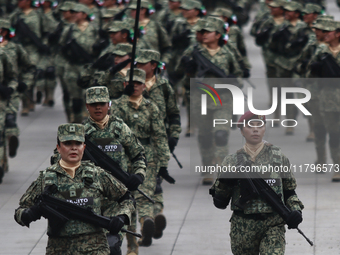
[35,187,142,238]
[83,135,155,204]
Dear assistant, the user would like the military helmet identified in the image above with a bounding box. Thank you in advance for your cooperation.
[58,124,85,142]
[86,86,110,104]
[135,49,160,64]
[125,68,146,83]
[112,43,133,56]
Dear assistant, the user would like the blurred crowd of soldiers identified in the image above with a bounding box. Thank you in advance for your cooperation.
[1,0,340,252]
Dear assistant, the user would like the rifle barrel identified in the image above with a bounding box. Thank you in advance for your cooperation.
[297,227,314,246]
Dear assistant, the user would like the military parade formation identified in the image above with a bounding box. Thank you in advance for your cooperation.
[0,0,337,253]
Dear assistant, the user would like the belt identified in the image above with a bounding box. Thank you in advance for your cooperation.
[138,137,151,145]
[233,210,276,220]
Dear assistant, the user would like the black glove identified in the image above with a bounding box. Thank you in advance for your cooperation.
[158,167,175,184]
[109,215,125,235]
[21,205,43,227]
[0,85,13,99]
[168,137,178,153]
[310,61,323,76]
[213,193,230,210]
[285,210,303,229]
[123,81,135,96]
[125,174,144,191]
[243,68,250,78]
[17,81,27,93]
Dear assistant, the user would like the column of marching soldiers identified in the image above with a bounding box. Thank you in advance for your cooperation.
[0,0,340,253]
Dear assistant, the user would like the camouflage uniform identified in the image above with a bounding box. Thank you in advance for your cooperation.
[128,0,172,64]
[307,20,340,181]
[112,68,170,254]
[211,143,304,255]
[177,17,242,184]
[14,124,135,255]
[157,0,182,34]
[59,3,98,123]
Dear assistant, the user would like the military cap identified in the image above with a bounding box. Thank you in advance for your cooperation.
[316,15,334,21]
[125,68,146,83]
[202,16,225,35]
[86,86,110,104]
[268,0,286,8]
[0,19,10,30]
[59,1,75,11]
[102,8,120,19]
[72,3,91,15]
[135,49,160,63]
[128,0,151,9]
[320,20,340,32]
[302,3,322,14]
[283,1,303,12]
[113,43,132,56]
[211,7,233,18]
[180,0,201,10]
[58,124,85,142]
[193,18,206,31]
[237,111,266,128]
[108,20,131,32]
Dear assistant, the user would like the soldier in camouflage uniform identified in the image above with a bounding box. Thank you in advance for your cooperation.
[59,3,98,123]
[112,68,171,254]
[0,19,35,172]
[178,16,243,185]
[84,86,147,254]
[79,0,102,30]
[307,20,340,182]
[10,0,47,115]
[0,48,18,183]
[210,112,304,255]
[157,0,183,35]
[135,49,181,239]
[14,123,135,254]
[128,0,172,65]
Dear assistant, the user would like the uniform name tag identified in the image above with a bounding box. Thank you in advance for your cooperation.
[264,178,281,187]
[98,144,122,152]
[66,197,94,206]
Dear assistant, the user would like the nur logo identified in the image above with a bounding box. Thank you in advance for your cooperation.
[197,82,222,115]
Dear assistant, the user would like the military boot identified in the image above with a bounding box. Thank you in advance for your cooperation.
[126,227,138,255]
[138,217,155,247]
[8,135,19,158]
[153,213,166,239]
[21,95,30,116]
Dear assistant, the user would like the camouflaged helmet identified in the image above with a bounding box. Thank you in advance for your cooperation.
[58,124,85,142]
[125,68,146,83]
[283,1,303,12]
[60,1,75,11]
[128,0,151,9]
[86,86,110,104]
[0,19,10,30]
[135,49,160,63]
[211,7,233,18]
[180,0,201,10]
[72,3,91,15]
[108,20,131,32]
[113,43,132,56]
[302,3,322,14]
[267,0,286,8]
[202,16,225,35]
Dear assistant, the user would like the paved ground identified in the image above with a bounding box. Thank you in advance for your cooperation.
[1,1,340,255]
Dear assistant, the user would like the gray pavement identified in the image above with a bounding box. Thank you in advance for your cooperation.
[1,1,340,254]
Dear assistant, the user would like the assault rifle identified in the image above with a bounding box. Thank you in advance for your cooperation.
[83,135,155,204]
[35,189,142,238]
[320,53,340,78]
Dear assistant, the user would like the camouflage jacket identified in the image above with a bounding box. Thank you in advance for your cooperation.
[228,24,247,58]
[213,143,304,214]
[89,5,102,30]
[112,95,170,167]
[143,76,181,139]
[0,49,18,96]
[157,8,182,34]
[14,161,134,236]
[83,115,146,177]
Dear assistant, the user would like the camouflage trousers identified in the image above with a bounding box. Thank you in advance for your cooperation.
[36,54,57,103]
[46,231,110,255]
[321,111,340,165]
[230,212,286,255]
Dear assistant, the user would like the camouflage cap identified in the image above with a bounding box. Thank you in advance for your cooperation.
[72,3,91,15]
[58,124,85,143]
[302,3,322,14]
[202,16,225,35]
[316,15,334,21]
[108,20,131,32]
[268,0,286,8]
[102,8,120,19]
[135,49,160,63]
[86,86,110,104]
[193,18,206,31]
[60,1,75,11]
[125,68,146,83]
[113,43,132,56]
[180,0,201,10]
[128,0,151,9]
[283,1,303,12]
[211,7,233,18]
[0,19,10,30]
[321,20,340,32]
[312,18,331,30]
